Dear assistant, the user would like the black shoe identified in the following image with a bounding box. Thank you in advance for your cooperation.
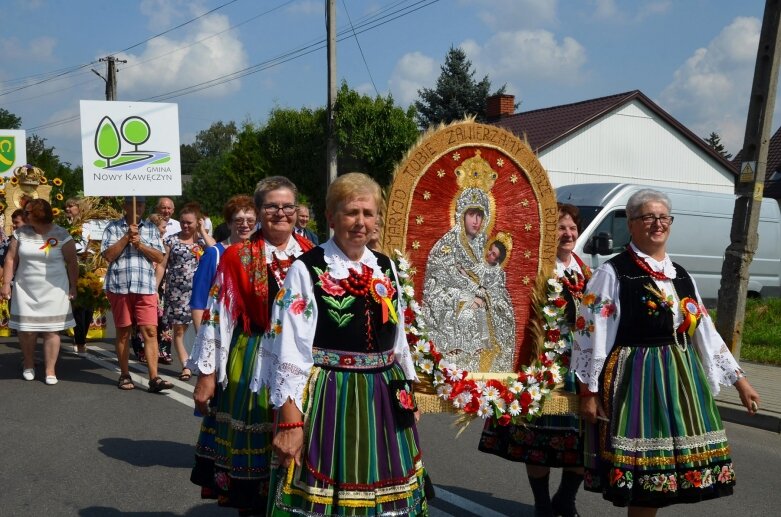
[551,494,580,517]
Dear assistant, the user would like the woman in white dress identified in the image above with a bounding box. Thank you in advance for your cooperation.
[1,199,78,385]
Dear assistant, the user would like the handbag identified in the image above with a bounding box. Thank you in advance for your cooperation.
[388,379,417,428]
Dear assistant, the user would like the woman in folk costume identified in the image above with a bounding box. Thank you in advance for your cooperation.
[572,189,760,515]
[257,172,428,516]
[188,176,314,515]
[479,203,591,517]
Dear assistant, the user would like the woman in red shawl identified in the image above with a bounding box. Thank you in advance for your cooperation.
[187,176,314,515]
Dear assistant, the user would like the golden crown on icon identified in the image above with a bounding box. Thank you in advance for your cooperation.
[455,150,498,191]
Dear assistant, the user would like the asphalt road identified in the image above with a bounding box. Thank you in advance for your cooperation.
[2,338,779,516]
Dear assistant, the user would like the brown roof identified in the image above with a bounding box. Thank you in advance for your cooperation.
[732,126,781,198]
[491,89,737,174]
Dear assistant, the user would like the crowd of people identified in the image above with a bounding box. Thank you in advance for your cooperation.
[2,178,764,516]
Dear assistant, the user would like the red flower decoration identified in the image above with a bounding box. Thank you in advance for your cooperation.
[404,307,415,325]
[575,316,586,330]
[554,297,567,308]
[319,272,346,296]
[546,328,561,342]
[290,298,308,315]
[339,355,355,366]
[397,389,415,410]
[497,414,512,426]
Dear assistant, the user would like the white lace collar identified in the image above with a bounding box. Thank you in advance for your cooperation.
[264,235,303,263]
[629,242,676,279]
[321,239,381,279]
[556,256,583,277]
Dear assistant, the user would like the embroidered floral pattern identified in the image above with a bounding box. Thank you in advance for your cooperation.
[576,293,615,337]
[639,473,678,493]
[610,468,633,489]
[640,283,674,317]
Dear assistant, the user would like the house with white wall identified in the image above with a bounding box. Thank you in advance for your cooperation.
[486,90,737,193]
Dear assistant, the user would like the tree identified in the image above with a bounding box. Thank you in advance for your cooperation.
[334,82,419,187]
[705,131,733,160]
[0,108,22,129]
[180,121,239,179]
[26,134,83,199]
[414,46,504,128]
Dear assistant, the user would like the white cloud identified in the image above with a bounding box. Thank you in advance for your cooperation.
[287,0,321,16]
[0,36,57,61]
[463,29,587,84]
[115,11,248,99]
[465,0,558,30]
[388,51,438,106]
[140,0,196,30]
[590,0,670,22]
[659,16,760,154]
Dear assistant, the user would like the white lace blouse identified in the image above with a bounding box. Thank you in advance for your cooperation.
[186,236,305,387]
[250,239,417,413]
[571,243,743,395]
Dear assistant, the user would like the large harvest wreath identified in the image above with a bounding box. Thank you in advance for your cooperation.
[395,250,572,425]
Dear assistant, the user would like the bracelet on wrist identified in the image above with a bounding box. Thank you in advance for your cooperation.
[579,391,598,398]
[277,421,304,429]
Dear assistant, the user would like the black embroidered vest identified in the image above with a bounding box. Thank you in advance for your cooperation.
[297,247,398,353]
[608,251,697,347]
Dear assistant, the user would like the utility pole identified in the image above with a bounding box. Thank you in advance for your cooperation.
[716,0,781,359]
[326,0,338,189]
[91,55,127,101]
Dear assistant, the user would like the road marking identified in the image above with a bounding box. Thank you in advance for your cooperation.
[87,348,196,407]
[86,345,503,517]
[434,488,507,517]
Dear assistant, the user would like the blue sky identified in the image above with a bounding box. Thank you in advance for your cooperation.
[0,0,772,167]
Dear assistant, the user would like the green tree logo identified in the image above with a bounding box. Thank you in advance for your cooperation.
[121,116,151,151]
[95,116,121,167]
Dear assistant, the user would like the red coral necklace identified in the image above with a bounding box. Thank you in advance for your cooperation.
[269,252,294,287]
[338,264,373,296]
[628,246,669,280]
[560,269,585,299]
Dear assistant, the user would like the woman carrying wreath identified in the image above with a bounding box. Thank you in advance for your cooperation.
[188,176,313,515]
[258,172,428,516]
[479,203,590,517]
[571,189,760,514]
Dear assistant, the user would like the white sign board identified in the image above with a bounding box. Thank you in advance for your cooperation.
[80,100,181,196]
[0,129,27,177]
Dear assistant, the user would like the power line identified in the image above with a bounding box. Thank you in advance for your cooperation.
[27,0,440,132]
[115,0,241,54]
[342,0,379,96]
[0,0,241,97]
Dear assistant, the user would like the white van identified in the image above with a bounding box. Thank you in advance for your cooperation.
[555,183,781,304]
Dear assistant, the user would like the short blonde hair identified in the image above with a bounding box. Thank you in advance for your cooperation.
[326,172,382,215]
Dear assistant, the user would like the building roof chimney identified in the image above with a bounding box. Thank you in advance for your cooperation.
[486,94,515,120]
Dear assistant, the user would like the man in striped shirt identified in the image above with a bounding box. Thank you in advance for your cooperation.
[102,197,173,393]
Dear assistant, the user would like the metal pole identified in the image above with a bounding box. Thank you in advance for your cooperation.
[715,0,781,358]
[326,0,338,189]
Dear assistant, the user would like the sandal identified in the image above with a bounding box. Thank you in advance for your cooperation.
[117,373,135,390]
[148,376,174,393]
[179,368,192,382]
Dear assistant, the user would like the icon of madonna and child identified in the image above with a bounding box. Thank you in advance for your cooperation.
[421,154,518,374]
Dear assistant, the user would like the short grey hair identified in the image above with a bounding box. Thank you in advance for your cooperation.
[254,176,298,208]
[626,189,671,219]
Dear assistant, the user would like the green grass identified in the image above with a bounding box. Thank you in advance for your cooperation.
[712,298,781,365]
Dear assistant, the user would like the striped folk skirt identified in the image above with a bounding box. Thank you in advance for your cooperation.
[268,358,428,516]
[583,342,735,508]
[191,330,273,514]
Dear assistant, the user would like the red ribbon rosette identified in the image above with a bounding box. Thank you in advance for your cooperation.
[676,297,701,337]
[39,237,59,256]
[369,276,397,324]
